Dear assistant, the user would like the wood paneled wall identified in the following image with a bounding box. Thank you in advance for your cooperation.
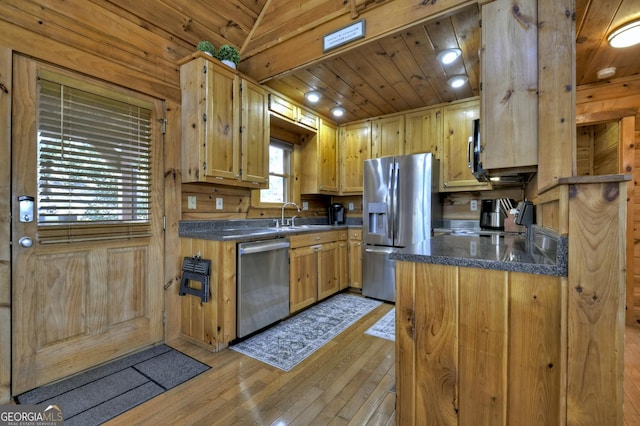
[0,2,190,403]
[576,74,640,326]
[0,47,11,404]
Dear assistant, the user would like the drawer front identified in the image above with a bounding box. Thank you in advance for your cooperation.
[289,231,338,248]
[349,229,362,241]
[297,108,318,129]
[268,94,296,120]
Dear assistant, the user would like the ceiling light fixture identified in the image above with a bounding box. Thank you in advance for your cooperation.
[331,106,345,118]
[596,67,616,79]
[305,91,321,103]
[447,75,468,89]
[437,48,462,65]
[608,20,640,48]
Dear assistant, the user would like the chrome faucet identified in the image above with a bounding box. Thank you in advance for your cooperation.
[281,202,301,227]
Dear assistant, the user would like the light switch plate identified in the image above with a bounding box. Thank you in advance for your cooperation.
[216,198,223,210]
[348,202,354,211]
[302,202,309,210]
[187,196,197,209]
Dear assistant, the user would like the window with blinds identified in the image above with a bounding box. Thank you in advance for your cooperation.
[37,72,153,243]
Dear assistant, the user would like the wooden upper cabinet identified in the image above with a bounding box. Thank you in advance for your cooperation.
[180,53,268,187]
[339,121,371,194]
[371,115,405,158]
[442,98,491,191]
[269,92,318,130]
[240,79,269,185]
[480,0,537,172]
[301,119,339,194]
[405,106,442,157]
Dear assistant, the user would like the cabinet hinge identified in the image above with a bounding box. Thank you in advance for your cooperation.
[160,118,167,135]
[203,64,207,74]
[203,113,207,122]
[162,216,166,230]
[162,310,166,325]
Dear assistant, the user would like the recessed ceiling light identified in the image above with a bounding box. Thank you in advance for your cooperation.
[447,75,468,89]
[608,20,640,48]
[305,91,321,103]
[437,48,462,65]
[331,107,345,118]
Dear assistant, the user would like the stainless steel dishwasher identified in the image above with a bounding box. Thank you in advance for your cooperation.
[237,238,290,338]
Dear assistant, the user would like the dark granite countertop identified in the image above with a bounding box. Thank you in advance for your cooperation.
[179,218,361,242]
[390,226,567,276]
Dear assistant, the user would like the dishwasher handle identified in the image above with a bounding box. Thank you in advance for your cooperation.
[239,239,290,255]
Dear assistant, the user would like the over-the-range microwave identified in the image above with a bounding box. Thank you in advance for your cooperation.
[467,118,536,185]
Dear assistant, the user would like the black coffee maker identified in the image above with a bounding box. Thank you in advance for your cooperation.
[329,203,345,225]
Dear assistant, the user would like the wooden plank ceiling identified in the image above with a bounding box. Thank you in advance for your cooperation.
[108,0,640,123]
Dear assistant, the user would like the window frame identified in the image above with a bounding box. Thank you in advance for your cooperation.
[251,138,300,209]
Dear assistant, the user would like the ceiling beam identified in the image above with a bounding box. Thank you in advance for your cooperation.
[240,0,274,56]
[239,0,476,83]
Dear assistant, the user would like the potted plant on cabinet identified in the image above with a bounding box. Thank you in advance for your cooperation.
[217,45,240,69]
[196,40,216,57]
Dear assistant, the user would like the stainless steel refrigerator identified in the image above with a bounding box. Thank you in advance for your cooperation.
[362,153,440,302]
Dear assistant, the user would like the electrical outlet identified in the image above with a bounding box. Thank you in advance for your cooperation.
[348,202,354,211]
[187,196,197,209]
[470,200,478,211]
[302,202,309,210]
[216,198,223,210]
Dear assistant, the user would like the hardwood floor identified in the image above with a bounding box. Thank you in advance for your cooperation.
[106,300,396,426]
[105,305,640,425]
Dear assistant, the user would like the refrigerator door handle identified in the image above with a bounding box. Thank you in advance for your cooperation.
[387,162,394,241]
[393,161,400,243]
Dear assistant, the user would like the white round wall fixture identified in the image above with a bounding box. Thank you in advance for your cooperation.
[596,67,616,79]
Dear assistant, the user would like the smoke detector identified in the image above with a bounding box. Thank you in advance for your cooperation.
[596,67,616,79]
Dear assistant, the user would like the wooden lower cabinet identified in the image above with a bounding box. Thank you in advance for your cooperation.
[289,245,319,313]
[348,229,362,289]
[289,231,340,313]
[317,242,340,300]
[338,230,348,290]
[180,238,237,351]
[396,261,562,425]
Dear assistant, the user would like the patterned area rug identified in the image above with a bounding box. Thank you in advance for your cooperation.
[365,307,396,341]
[16,345,209,426]
[231,293,382,371]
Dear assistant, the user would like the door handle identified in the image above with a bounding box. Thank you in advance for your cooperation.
[18,237,33,248]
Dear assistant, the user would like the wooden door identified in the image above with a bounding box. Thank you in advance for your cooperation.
[240,79,269,185]
[289,246,318,313]
[317,242,339,300]
[340,121,371,193]
[11,56,164,394]
[371,115,405,158]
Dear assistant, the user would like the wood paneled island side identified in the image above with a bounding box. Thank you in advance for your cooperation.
[392,178,628,425]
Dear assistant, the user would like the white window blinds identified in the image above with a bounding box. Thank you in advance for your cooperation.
[36,71,153,243]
